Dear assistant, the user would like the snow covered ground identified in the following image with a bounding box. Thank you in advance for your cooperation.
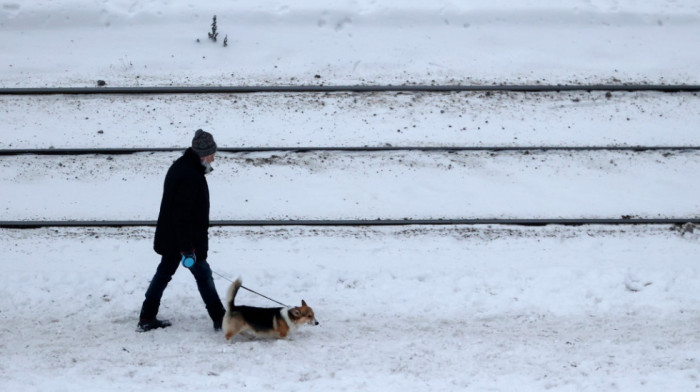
[1,1,700,391]
[3,91,700,149]
[2,225,700,391]
[4,149,700,221]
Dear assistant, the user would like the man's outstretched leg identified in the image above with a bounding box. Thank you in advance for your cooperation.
[189,259,225,331]
[138,254,179,332]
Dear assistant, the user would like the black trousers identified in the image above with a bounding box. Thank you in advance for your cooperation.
[139,253,225,324]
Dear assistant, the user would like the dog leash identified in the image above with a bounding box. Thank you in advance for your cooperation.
[211,269,291,308]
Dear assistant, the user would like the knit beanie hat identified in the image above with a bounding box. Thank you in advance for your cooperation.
[191,129,217,157]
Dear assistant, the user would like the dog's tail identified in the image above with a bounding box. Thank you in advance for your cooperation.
[226,277,243,313]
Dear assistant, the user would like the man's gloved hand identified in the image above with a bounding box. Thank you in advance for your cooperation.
[180,252,196,268]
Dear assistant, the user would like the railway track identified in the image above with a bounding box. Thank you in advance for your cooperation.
[2,146,700,156]
[2,84,700,95]
[2,218,699,229]
[3,84,697,229]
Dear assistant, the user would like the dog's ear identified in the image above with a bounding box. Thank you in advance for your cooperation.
[290,308,302,318]
[301,300,308,307]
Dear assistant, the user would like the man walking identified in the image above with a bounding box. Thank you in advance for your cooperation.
[137,129,225,332]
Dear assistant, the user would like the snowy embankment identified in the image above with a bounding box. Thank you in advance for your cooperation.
[1,1,700,391]
[2,1,700,87]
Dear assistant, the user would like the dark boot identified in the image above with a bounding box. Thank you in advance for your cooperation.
[207,305,225,331]
[136,318,172,332]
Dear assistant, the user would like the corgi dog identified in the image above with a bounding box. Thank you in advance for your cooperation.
[224,278,318,340]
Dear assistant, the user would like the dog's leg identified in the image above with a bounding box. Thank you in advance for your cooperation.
[224,318,246,341]
[276,318,290,338]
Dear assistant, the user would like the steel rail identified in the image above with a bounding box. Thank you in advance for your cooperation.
[2,146,700,156]
[1,218,698,229]
[1,84,700,95]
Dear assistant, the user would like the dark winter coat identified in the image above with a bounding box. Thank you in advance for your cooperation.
[153,148,210,260]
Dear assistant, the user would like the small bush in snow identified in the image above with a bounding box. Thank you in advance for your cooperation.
[208,15,218,42]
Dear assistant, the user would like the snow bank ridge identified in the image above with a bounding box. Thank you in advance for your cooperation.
[2,1,699,29]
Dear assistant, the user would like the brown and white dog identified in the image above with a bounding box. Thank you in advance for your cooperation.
[223,278,318,341]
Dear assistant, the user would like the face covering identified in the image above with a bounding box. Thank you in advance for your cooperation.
[201,160,214,174]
